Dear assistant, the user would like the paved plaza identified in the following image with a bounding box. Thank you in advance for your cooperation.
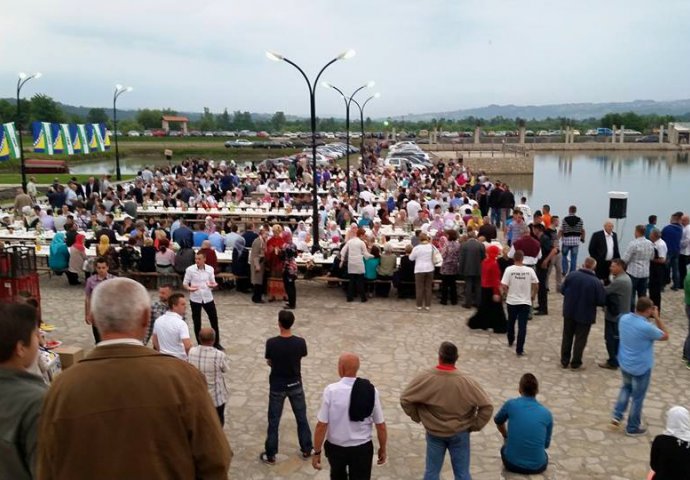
[39,274,689,480]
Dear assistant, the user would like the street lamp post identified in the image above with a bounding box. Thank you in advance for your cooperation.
[266,49,355,253]
[113,84,133,181]
[322,81,374,194]
[351,93,380,166]
[16,72,42,193]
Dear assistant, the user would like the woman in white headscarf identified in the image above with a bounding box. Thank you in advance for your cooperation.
[649,406,690,479]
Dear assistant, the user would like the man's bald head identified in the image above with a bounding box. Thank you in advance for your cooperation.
[199,327,216,345]
[338,353,360,378]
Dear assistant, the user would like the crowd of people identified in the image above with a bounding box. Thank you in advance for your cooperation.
[2,150,690,479]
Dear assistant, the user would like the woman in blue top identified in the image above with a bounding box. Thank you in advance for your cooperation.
[48,232,70,273]
[364,245,381,298]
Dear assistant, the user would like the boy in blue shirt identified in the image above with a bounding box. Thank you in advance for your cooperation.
[494,373,553,474]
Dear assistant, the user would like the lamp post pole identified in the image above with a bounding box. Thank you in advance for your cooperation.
[16,72,41,193]
[322,81,374,195]
[351,92,380,172]
[113,84,133,181]
[267,49,355,253]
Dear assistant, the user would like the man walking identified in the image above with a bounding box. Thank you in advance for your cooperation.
[188,327,229,426]
[621,225,655,310]
[84,257,114,344]
[261,310,313,465]
[501,251,539,357]
[588,220,620,284]
[458,231,484,308]
[533,224,557,315]
[151,293,192,360]
[494,373,553,475]
[559,257,606,369]
[183,251,222,349]
[401,341,493,480]
[37,278,232,478]
[610,297,669,436]
[661,212,683,290]
[599,259,632,370]
[559,205,585,275]
[312,352,387,479]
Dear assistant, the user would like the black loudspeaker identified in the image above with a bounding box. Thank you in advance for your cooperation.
[609,198,627,219]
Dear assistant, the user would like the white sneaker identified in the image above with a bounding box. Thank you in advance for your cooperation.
[417,307,422,311]
[424,307,430,311]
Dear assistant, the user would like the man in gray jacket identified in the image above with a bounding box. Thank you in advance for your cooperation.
[599,259,633,369]
[458,232,485,308]
[0,303,46,480]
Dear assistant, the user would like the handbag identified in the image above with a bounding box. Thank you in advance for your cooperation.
[432,246,443,267]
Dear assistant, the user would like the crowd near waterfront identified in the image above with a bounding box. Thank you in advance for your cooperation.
[1,145,690,479]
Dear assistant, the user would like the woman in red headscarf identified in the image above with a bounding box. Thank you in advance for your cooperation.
[67,233,87,285]
[467,244,507,333]
[265,224,286,301]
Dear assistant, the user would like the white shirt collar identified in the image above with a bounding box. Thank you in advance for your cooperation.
[97,338,144,347]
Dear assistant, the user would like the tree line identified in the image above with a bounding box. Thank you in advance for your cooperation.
[0,94,686,134]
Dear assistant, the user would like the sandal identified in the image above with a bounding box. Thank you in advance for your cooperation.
[259,452,276,465]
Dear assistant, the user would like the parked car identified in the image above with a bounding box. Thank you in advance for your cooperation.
[225,139,254,148]
[167,130,182,137]
[585,129,598,136]
[253,141,287,149]
[189,131,203,137]
[596,128,614,136]
[635,134,661,143]
[151,130,166,137]
[127,130,140,137]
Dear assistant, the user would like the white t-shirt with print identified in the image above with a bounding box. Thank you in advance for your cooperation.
[501,265,539,306]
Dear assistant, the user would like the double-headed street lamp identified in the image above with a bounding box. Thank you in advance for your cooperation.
[351,92,380,156]
[322,81,374,194]
[17,72,42,193]
[113,84,133,181]
[266,49,355,253]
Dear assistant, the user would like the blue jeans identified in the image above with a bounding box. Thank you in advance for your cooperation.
[628,275,649,311]
[424,430,471,480]
[491,207,502,228]
[265,385,313,457]
[666,252,681,289]
[561,244,579,275]
[507,304,530,355]
[612,369,652,433]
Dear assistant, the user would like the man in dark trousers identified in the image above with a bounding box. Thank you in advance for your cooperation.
[560,257,606,369]
[588,220,620,284]
[599,259,632,369]
[533,224,558,315]
[261,310,313,465]
[458,231,485,309]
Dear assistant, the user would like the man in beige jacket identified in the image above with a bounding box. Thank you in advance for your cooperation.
[400,341,493,480]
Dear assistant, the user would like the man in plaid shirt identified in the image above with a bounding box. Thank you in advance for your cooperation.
[146,285,173,345]
[188,328,229,426]
[622,225,656,310]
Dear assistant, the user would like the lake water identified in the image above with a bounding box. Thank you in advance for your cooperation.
[71,152,689,243]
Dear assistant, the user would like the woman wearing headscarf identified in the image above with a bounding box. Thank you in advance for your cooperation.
[280,230,299,309]
[231,236,251,293]
[96,234,119,273]
[467,244,507,333]
[67,233,87,285]
[376,242,397,297]
[48,231,70,275]
[649,406,690,479]
[265,224,286,301]
[393,209,408,229]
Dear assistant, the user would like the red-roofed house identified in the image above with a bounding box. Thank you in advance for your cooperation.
[161,116,189,134]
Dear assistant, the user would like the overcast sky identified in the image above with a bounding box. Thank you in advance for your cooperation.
[2,0,689,119]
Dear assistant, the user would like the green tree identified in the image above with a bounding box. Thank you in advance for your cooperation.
[136,109,163,129]
[199,107,216,131]
[271,111,286,132]
[0,99,14,124]
[87,107,109,124]
[29,94,65,123]
[216,108,231,130]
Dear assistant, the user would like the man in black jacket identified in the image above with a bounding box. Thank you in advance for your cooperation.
[588,220,620,284]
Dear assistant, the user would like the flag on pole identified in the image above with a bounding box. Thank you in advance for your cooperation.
[3,123,21,159]
[32,121,54,155]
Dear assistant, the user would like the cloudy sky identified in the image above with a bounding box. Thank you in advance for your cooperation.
[2,0,689,118]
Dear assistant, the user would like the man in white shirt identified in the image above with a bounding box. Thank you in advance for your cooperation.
[649,229,667,311]
[183,252,222,350]
[406,193,422,220]
[152,293,192,360]
[680,214,690,284]
[501,250,539,357]
[312,353,387,479]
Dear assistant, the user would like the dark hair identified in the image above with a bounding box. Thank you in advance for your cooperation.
[0,303,38,362]
[447,229,459,241]
[519,373,539,397]
[278,310,295,329]
[438,341,458,364]
[159,238,169,253]
[532,224,545,232]
[513,250,525,262]
[370,245,381,258]
[569,205,577,213]
[95,256,108,266]
[611,258,626,270]
[168,293,185,309]
[648,215,657,223]
[635,224,645,235]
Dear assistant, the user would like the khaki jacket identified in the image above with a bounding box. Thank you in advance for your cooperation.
[37,344,232,480]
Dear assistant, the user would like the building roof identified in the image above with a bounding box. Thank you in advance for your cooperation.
[161,116,189,122]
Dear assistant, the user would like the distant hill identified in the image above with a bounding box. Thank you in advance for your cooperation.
[396,99,690,121]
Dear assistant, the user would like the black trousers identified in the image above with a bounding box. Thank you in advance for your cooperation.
[440,274,458,305]
[594,259,612,285]
[252,283,264,303]
[463,276,481,307]
[536,265,548,313]
[324,440,373,480]
[680,254,689,287]
[190,300,220,346]
[347,274,366,302]
[283,271,297,308]
[649,263,665,312]
[91,324,101,344]
[560,317,592,368]
[216,404,226,427]
[66,271,80,285]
